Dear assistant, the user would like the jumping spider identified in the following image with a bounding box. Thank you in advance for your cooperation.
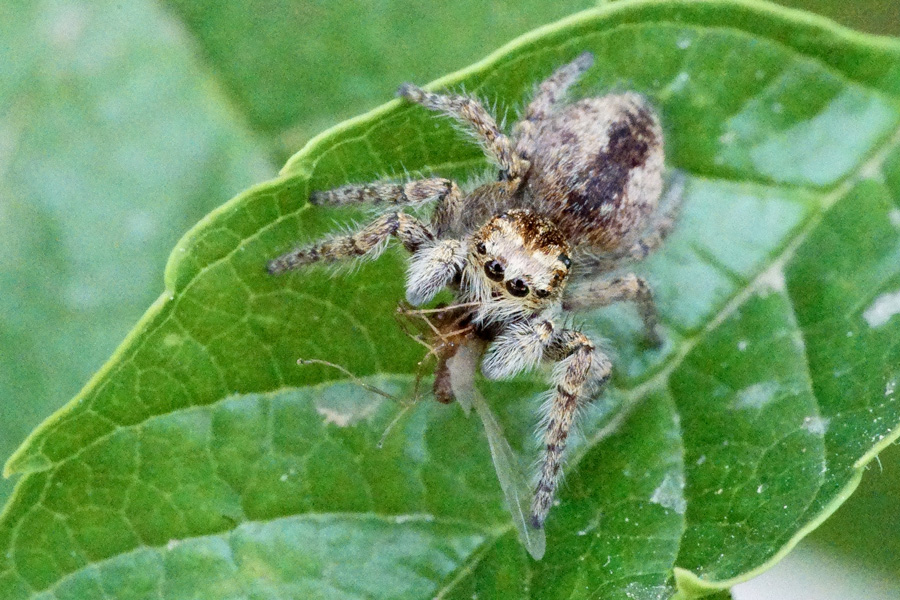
[268,52,680,529]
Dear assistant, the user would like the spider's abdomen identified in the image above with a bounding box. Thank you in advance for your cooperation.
[524,93,664,251]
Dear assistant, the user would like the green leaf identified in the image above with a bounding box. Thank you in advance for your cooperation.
[775,0,900,36]
[0,0,273,506]
[810,441,900,577]
[4,0,900,598]
[161,0,597,145]
[159,0,900,150]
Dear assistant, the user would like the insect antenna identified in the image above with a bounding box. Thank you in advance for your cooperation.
[376,403,415,449]
[298,358,401,401]
[393,304,442,401]
[399,300,480,315]
[297,358,420,448]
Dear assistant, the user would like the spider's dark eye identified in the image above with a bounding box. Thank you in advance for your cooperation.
[506,278,529,297]
[484,260,505,281]
[535,289,551,299]
[559,254,572,269]
[475,241,487,255]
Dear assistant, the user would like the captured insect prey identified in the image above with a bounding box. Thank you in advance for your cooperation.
[269,51,680,538]
[394,301,485,405]
[397,301,547,558]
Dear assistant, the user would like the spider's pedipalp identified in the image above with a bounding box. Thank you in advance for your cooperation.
[481,318,554,380]
[406,239,467,306]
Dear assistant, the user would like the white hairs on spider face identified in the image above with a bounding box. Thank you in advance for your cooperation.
[460,256,494,314]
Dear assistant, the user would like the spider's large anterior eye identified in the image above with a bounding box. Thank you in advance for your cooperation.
[558,254,572,269]
[484,260,505,281]
[475,241,487,255]
[506,278,529,297]
[535,289,551,299]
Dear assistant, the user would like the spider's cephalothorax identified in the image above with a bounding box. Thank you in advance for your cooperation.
[464,209,572,324]
[268,52,681,529]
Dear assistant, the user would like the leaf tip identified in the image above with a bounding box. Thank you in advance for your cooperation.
[3,447,51,479]
[673,567,727,599]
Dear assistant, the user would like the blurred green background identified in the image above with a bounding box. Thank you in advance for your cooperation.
[1,0,897,596]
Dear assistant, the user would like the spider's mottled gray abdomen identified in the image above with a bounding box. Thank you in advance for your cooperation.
[522,93,664,252]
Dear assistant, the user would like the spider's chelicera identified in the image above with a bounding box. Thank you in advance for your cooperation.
[268,52,680,529]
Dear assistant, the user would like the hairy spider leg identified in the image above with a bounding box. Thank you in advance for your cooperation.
[563,273,662,347]
[267,212,434,273]
[398,83,529,182]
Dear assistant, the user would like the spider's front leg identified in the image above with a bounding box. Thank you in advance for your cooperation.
[267,212,433,274]
[480,318,612,529]
[533,328,611,529]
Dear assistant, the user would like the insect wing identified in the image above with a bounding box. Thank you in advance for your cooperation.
[472,388,547,560]
[447,345,546,560]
